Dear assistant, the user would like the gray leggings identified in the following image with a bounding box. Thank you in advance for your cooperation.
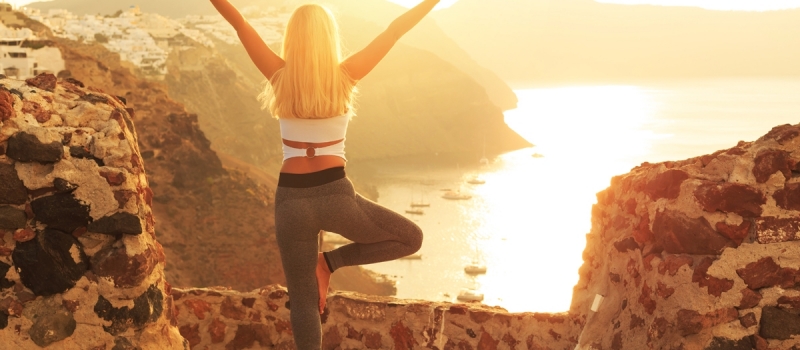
[274,177,423,349]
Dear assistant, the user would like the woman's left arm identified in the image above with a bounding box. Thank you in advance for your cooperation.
[210,0,284,80]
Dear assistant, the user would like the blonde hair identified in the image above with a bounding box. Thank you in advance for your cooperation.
[260,4,357,119]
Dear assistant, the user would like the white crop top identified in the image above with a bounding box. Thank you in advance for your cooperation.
[279,111,353,162]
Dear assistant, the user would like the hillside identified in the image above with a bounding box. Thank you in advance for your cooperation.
[433,0,800,85]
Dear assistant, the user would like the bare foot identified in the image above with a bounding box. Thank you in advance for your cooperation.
[316,252,332,314]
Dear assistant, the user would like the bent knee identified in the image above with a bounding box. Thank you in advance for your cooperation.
[405,223,423,254]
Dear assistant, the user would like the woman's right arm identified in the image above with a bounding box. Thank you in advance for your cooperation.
[342,0,440,81]
[210,0,284,80]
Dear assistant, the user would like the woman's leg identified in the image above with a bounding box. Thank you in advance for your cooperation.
[274,194,323,350]
[321,181,423,272]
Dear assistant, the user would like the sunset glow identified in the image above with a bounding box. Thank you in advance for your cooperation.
[386,0,800,11]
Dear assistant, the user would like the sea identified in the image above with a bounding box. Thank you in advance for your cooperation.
[354,78,800,313]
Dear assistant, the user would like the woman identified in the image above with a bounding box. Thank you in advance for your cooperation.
[211,0,438,347]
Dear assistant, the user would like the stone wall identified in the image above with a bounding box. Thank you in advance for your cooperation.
[0,74,184,349]
[572,123,800,349]
[172,285,579,350]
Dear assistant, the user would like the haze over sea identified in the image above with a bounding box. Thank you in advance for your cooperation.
[357,78,800,313]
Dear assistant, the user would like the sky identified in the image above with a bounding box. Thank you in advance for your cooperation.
[386,0,800,11]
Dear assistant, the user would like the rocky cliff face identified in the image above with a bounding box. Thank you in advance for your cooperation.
[0,74,184,348]
[572,123,800,349]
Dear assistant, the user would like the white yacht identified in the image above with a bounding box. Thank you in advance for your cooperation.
[457,288,484,302]
[442,190,472,200]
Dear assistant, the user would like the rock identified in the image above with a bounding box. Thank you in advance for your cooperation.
[756,217,800,244]
[0,89,15,121]
[22,100,52,123]
[183,299,211,320]
[652,210,732,255]
[777,296,800,309]
[643,169,689,200]
[739,313,758,328]
[759,306,800,340]
[705,336,755,350]
[25,72,57,91]
[0,310,7,329]
[0,261,13,289]
[0,163,28,205]
[715,221,751,247]
[69,145,105,166]
[93,284,163,335]
[54,178,78,193]
[178,324,200,348]
[112,337,138,350]
[657,255,693,276]
[762,124,800,145]
[390,321,417,350]
[209,318,226,343]
[88,212,142,236]
[691,257,734,297]
[13,228,36,242]
[752,149,792,183]
[613,237,639,252]
[80,94,109,105]
[12,228,88,296]
[6,132,64,163]
[100,171,126,186]
[773,183,800,211]
[738,288,762,309]
[0,206,26,230]
[676,308,738,336]
[28,309,76,347]
[694,182,765,217]
[31,193,92,233]
[226,324,272,350]
[92,245,158,288]
[736,257,798,290]
[220,297,246,321]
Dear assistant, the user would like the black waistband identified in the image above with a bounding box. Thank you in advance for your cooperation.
[278,167,346,188]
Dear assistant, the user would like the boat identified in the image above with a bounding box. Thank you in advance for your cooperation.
[464,264,487,275]
[532,153,544,158]
[442,190,472,200]
[457,288,484,302]
[466,175,485,185]
[400,253,422,260]
[405,208,424,215]
[410,202,430,208]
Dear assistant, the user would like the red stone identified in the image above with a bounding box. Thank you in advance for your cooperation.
[658,255,693,276]
[638,282,657,315]
[0,89,15,121]
[756,217,800,244]
[220,297,246,321]
[389,321,418,350]
[656,281,675,299]
[630,314,645,329]
[62,299,79,312]
[91,245,157,288]
[99,171,126,186]
[208,318,226,344]
[739,288,762,309]
[715,220,751,247]
[178,324,201,348]
[753,149,793,183]
[762,124,800,145]
[0,246,11,256]
[548,329,561,340]
[694,182,765,217]
[26,73,57,91]
[647,317,668,343]
[624,198,637,215]
[502,333,520,349]
[113,190,135,209]
[692,257,734,297]
[644,169,689,200]
[22,100,52,123]
[268,290,287,299]
[321,326,342,350]
[611,332,623,350]
[632,215,654,245]
[753,334,769,350]
[676,308,738,336]
[448,305,468,315]
[183,299,211,320]
[226,324,272,350]
[274,319,291,335]
[653,210,732,255]
[773,183,800,212]
[739,312,757,328]
[777,296,800,309]
[470,311,493,323]
[736,257,799,290]
[614,237,639,253]
[478,331,499,350]
[364,330,382,349]
[241,298,255,308]
[13,229,35,242]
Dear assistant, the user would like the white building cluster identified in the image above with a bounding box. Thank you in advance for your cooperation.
[21,5,291,78]
[0,3,65,80]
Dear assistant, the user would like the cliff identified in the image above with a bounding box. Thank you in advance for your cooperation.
[168,124,800,350]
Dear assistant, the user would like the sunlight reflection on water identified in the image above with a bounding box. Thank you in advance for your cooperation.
[362,80,800,313]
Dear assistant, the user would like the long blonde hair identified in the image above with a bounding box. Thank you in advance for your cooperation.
[260,4,357,119]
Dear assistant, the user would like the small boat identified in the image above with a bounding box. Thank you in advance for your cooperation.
[466,176,485,185]
[410,202,430,208]
[442,190,472,200]
[457,288,484,302]
[464,264,487,275]
[532,153,544,158]
[439,188,453,192]
[400,253,422,260]
[405,208,424,215]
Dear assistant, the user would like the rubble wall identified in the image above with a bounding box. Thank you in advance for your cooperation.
[0,74,185,349]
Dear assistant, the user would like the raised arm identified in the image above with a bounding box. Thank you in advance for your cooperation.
[342,0,440,81]
[210,0,284,80]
